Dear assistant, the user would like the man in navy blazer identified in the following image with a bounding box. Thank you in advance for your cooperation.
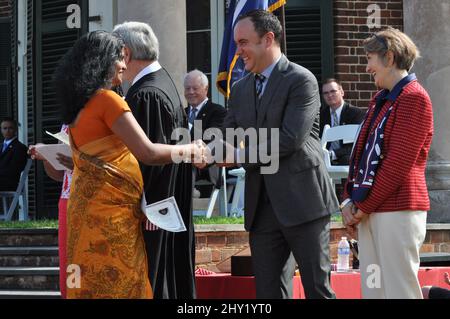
[0,118,28,191]
[184,69,227,190]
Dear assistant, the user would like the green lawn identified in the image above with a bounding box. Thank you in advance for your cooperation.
[0,213,342,229]
[0,219,58,229]
[193,216,244,224]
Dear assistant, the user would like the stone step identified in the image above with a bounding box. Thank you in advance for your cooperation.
[0,290,61,299]
[0,255,59,267]
[0,229,58,247]
[0,267,59,291]
[0,247,59,267]
[0,246,58,255]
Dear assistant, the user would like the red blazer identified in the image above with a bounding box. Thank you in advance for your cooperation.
[344,80,433,213]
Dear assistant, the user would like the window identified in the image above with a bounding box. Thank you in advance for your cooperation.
[186,0,224,105]
[285,0,334,84]
[25,0,88,218]
[0,17,12,122]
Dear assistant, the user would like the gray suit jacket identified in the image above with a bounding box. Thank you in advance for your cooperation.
[223,55,339,231]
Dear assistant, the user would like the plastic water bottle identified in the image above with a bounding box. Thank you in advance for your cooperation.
[337,237,350,272]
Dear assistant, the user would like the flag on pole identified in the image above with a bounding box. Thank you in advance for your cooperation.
[216,0,286,97]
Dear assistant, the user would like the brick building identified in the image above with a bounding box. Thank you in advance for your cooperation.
[0,0,448,222]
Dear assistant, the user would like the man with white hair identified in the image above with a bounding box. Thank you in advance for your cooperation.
[113,21,195,299]
[184,69,226,194]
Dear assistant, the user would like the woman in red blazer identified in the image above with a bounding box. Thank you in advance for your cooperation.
[340,27,433,299]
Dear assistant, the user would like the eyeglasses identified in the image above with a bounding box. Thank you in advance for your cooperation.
[322,89,338,96]
[372,33,388,51]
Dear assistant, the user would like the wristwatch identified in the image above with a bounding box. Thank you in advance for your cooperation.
[339,198,353,210]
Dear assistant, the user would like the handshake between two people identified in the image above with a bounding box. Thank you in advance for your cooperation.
[28,139,237,171]
[187,139,237,169]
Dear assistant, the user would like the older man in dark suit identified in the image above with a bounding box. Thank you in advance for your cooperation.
[0,118,28,191]
[185,69,227,195]
[319,78,365,165]
[218,10,338,299]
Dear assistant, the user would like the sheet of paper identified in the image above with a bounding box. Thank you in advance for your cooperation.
[143,196,186,232]
[45,130,69,145]
[35,144,72,170]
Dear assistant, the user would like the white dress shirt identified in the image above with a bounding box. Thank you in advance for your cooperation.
[131,61,162,86]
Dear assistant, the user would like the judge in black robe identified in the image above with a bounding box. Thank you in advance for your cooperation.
[125,67,196,299]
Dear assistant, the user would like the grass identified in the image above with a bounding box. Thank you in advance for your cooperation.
[193,216,244,224]
[331,213,343,223]
[0,214,341,229]
[0,219,58,229]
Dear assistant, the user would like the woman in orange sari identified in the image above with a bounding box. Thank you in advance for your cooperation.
[53,31,205,299]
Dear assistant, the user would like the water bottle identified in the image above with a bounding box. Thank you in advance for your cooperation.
[337,236,350,272]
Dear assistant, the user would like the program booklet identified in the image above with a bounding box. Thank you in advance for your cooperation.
[141,195,187,232]
[34,143,72,170]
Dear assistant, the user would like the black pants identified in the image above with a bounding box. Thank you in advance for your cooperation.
[249,185,335,299]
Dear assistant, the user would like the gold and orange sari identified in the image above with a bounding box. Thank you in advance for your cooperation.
[66,133,152,299]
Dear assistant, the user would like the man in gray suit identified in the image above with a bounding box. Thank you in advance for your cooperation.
[218,10,338,299]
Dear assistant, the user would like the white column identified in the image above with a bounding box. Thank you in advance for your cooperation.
[404,0,450,222]
[116,0,187,96]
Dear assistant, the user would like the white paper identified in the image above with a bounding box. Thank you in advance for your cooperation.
[35,144,72,170]
[46,130,69,145]
[142,196,186,232]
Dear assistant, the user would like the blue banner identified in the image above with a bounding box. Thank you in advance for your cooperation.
[216,0,286,97]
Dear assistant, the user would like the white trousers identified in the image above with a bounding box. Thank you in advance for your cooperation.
[358,210,427,299]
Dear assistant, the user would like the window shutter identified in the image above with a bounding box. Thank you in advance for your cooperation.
[26,0,88,219]
[285,0,334,84]
[10,1,18,121]
[0,18,11,122]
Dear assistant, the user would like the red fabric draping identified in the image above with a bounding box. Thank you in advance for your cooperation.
[195,267,450,299]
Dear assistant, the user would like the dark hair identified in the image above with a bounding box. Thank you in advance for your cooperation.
[1,117,18,129]
[237,9,282,45]
[54,31,124,124]
[323,78,342,88]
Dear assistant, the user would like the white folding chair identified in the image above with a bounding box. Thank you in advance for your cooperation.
[228,167,245,217]
[320,124,360,186]
[204,167,231,218]
[0,158,32,221]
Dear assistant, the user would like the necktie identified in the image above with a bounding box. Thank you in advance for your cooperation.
[331,110,339,127]
[1,143,7,153]
[330,110,340,151]
[188,107,197,125]
[255,74,266,99]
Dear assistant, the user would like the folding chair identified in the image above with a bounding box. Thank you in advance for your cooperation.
[204,167,234,218]
[0,158,32,221]
[320,124,360,186]
[228,167,245,217]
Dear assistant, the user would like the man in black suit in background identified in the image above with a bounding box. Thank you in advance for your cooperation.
[319,78,365,165]
[184,69,227,194]
[0,118,28,191]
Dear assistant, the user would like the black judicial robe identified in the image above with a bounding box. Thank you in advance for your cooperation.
[125,68,195,299]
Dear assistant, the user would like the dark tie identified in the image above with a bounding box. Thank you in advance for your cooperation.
[188,107,197,125]
[330,110,340,151]
[255,74,266,99]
